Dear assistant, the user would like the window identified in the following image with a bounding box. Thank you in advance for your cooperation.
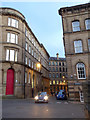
[25,42,27,50]
[53,80,55,85]
[60,73,62,78]
[74,40,83,53]
[32,62,34,68]
[52,61,55,66]
[25,56,27,65]
[50,81,52,85]
[53,73,55,78]
[6,49,17,62]
[56,73,59,78]
[56,62,58,66]
[8,18,18,28]
[62,62,64,66]
[72,21,80,32]
[56,67,58,72]
[49,67,51,71]
[59,67,61,72]
[76,63,86,79]
[32,49,34,56]
[49,74,51,78]
[88,39,90,52]
[28,73,31,83]
[59,62,61,66]
[53,67,55,72]
[25,72,27,83]
[49,62,51,65]
[85,19,90,30]
[29,45,31,53]
[7,33,18,44]
[63,67,65,72]
[57,81,59,84]
[29,59,31,67]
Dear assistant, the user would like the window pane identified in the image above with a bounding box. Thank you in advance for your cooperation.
[12,19,16,27]
[25,56,27,64]
[16,35,18,44]
[15,51,17,62]
[77,63,86,79]
[11,33,15,43]
[25,42,27,50]
[6,49,9,60]
[25,72,27,83]
[85,19,90,30]
[29,59,31,67]
[72,21,80,32]
[10,50,14,61]
[16,20,18,28]
[74,40,83,53]
[8,18,11,26]
[88,39,90,52]
[7,33,10,42]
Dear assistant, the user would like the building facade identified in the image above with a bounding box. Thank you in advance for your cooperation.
[49,54,68,95]
[0,8,50,98]
[59,3,90,101]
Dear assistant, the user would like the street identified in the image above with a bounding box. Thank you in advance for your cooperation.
[2,96,85,118]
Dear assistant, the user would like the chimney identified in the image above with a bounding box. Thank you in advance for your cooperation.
[56,53,59,59]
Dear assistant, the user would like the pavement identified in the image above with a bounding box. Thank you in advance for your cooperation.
[2,96,85,118]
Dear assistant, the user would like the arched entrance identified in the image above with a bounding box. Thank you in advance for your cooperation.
[6,68,14,95]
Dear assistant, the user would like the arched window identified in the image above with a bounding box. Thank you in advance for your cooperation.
[72,21,80,32]
[76,63,86,79]
[85,19,90,30]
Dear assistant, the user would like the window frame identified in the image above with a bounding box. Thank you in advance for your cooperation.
[74,40,83,53]
[72,20,80,32]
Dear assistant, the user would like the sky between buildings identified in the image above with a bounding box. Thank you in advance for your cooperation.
[1,0,90,57]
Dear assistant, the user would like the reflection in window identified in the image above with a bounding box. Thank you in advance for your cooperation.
[76,63,86,79]
[6,49,17,62]
[72,21,80,32]
[25,42,27,50]
[8,18,18,28]
[29,59,31,67]
[88,39,90,52]
[7,33,18,44]
[25,72,27,83]
[74,40,83,53]
[85,19,90,30]
[25,56,27,65]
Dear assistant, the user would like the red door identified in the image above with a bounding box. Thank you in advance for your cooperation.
[6,69,14,95]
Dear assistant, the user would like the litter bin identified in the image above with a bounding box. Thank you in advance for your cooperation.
[82,81,90,118]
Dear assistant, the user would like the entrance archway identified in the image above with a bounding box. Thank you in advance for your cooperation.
[6,68,14,95]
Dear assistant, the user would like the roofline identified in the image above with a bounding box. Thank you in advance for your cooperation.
[59,2,90,16]
[0,7,50,57]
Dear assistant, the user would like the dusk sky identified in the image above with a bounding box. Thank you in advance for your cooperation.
[1,1,90,57]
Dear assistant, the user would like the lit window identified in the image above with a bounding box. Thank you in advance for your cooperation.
[76,63,86,79]
[28,73,31,83]
[25,72,27,83]
[29,59,31,67]
[6,49,17,62]
[72,21,80,32]
[53,80,55,85]
[8,18,18,28]
[88,39,90,52]
[57,81,59,84]
[50,81,52,85]
[7,33,18,44]
[85,19,90,30]
[74,40,83,53]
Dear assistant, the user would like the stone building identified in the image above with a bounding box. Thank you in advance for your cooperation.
[59,3,90,101]
[49,53,68,95]
[0,7,50,98]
